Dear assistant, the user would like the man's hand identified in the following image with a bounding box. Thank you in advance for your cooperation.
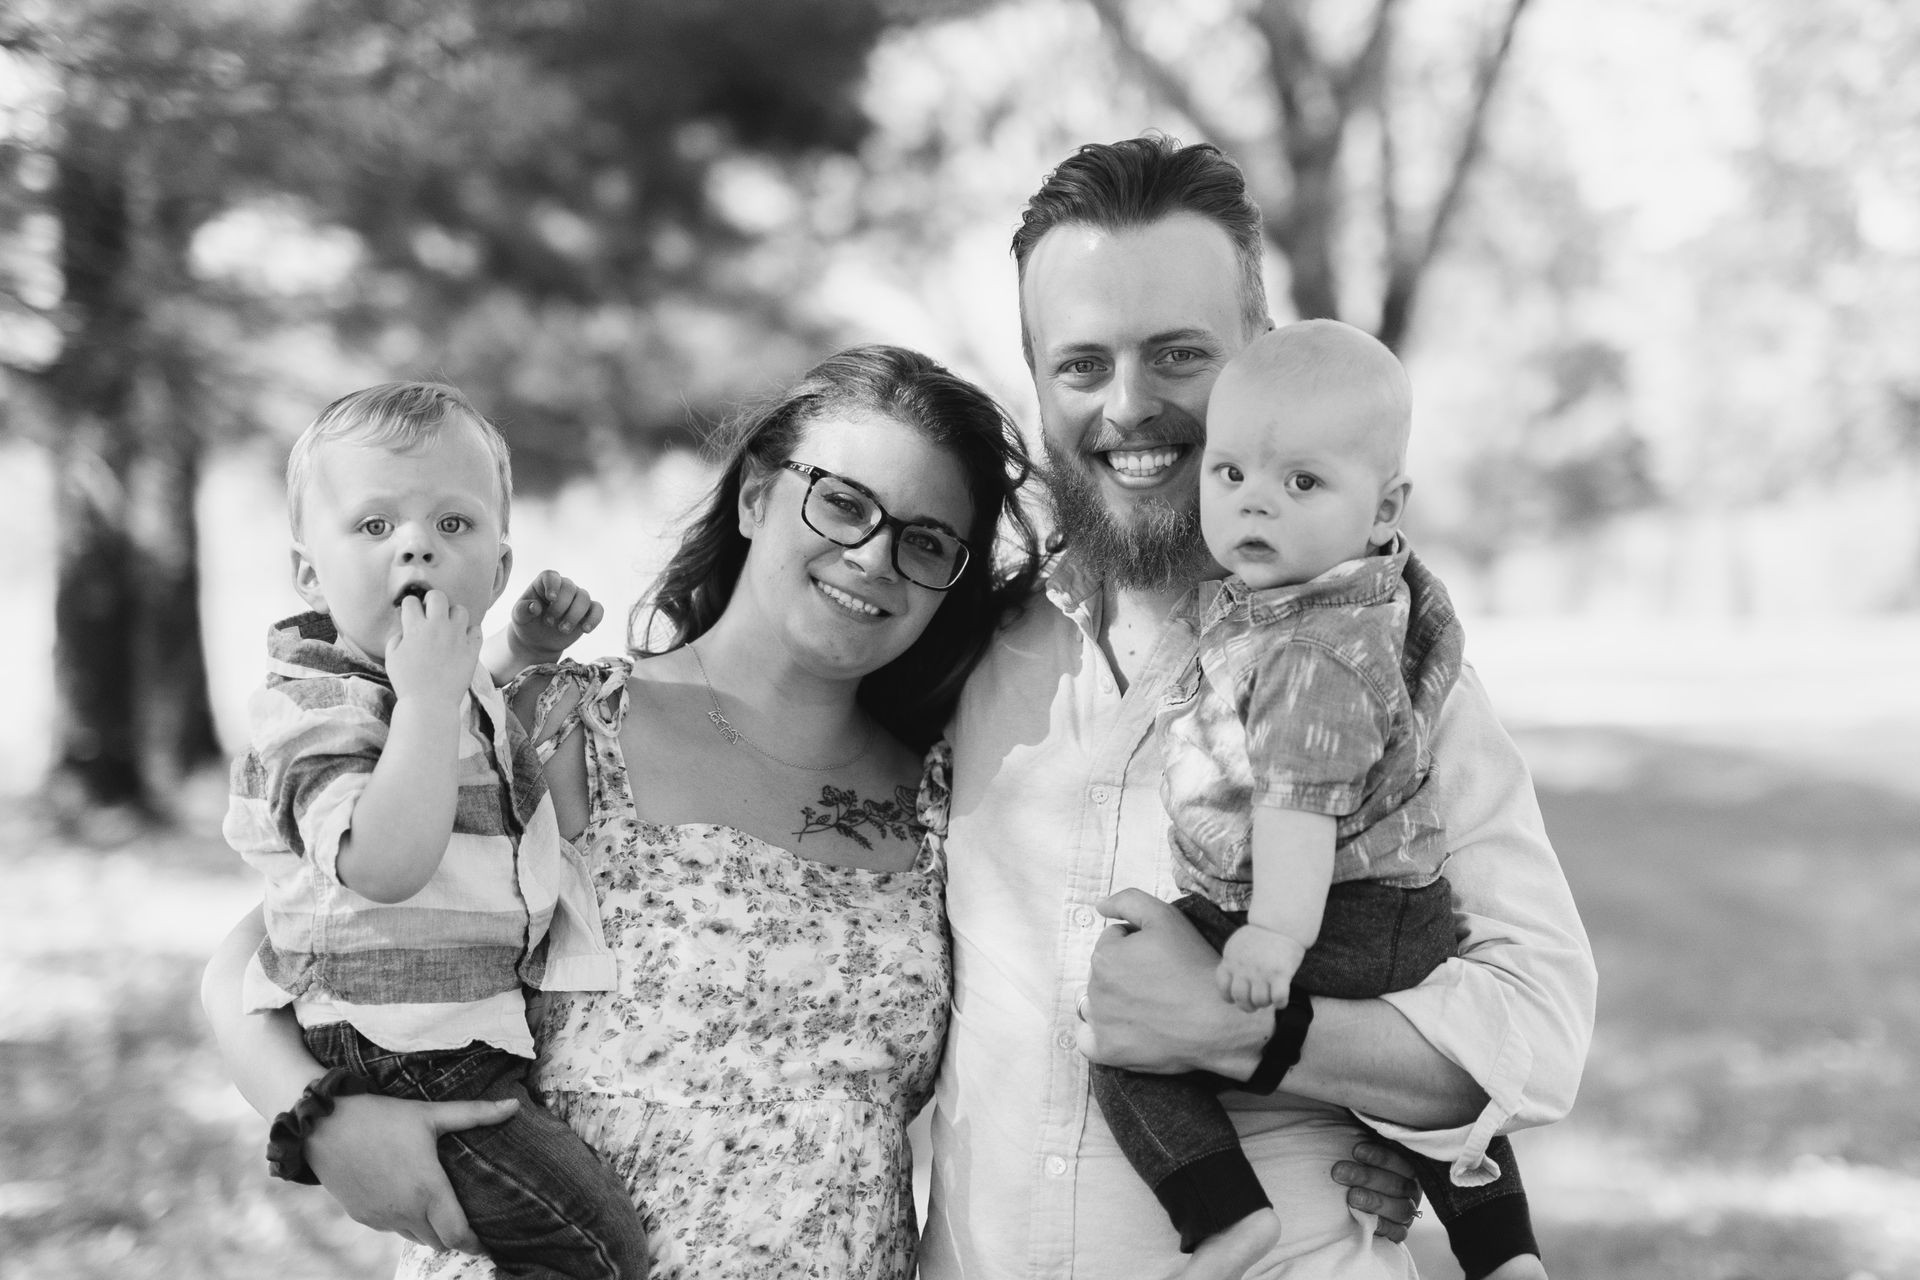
[306,1092,519,1253]
[507,570,604,665]
[386,590,482,707]
[1331,1140,1424,1242]
[1074,889,1270,1078]
[1218,922,1307,1012]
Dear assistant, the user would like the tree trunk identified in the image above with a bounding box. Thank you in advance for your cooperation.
[51,419,147,811]
[44,145,219,821]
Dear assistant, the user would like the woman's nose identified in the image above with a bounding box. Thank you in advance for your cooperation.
[842,527,901,580]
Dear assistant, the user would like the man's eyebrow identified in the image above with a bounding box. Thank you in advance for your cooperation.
[1144,327,1223,347]
[1041,328,1222,361]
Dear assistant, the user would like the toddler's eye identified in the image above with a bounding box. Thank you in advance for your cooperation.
[1216,464,1244,484]
[359,517,390,536]
[1286,473,1319,493]
[438,515,471,535]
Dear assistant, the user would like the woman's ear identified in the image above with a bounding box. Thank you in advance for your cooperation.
[737,463,774,538]
[1371,475,1412,547]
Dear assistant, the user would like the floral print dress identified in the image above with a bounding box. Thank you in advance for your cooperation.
[397,657,953,1280]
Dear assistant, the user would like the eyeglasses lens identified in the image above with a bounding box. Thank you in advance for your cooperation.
[804,477,965,590]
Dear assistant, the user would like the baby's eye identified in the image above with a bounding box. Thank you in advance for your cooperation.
[359,517,390,537]
[1285,473,1320,493]
[438,515,471,535]
[1215,464,1244,484]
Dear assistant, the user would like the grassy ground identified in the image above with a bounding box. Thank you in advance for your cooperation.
[3,628,1918,1279]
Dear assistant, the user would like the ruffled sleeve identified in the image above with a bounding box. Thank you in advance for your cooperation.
[506,656,634,764]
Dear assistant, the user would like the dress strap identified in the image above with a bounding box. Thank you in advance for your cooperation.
[914,740,954,878]
[507,657,634,764]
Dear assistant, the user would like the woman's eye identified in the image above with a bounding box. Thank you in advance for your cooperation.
[823,492,868,519]
[903,528,946,556]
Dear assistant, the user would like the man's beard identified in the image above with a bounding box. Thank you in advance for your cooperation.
[1042,437,1212,592]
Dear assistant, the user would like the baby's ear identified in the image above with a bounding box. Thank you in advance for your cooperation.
[491,541,514,606]
[290,544,328,613]
[1371,476,1412,545]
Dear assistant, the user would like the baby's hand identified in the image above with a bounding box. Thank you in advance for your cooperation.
[387,590,483,707]
[507,570,604,665]
[1218,923,1309,1012]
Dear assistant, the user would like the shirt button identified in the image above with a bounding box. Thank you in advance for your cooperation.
[1046,1155,1068,1177]
[1090,786,1110,805]
[1055,1029,1075,1050]
[1073,905,1096,928]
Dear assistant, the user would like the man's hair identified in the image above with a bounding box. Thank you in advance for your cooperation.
[286,382,513,535]
[1011,134,1269,356]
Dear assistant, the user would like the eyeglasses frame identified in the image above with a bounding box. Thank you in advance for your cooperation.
[781,461,971,591]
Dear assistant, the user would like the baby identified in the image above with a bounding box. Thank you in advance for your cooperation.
[223,382,649,1278]
[1089,321,1542,1280]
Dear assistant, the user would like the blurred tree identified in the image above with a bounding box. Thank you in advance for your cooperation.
[0,0,885,822]
[1081,0,1533,350]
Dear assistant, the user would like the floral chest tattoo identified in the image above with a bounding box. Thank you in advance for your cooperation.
[794,784,925,851]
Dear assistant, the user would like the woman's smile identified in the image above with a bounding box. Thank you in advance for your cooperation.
[815,578,889,618]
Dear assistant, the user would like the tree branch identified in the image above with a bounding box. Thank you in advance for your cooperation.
[1379,0,1532,347]
[1082,0,1247,151]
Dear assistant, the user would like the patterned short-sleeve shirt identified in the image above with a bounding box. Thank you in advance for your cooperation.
[1157,541,1464,910]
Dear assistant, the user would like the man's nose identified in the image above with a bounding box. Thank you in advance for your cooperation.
[1103,359,1160,432]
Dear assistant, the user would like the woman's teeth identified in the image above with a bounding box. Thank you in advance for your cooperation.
[1104,447,1182,477]
[818,582,882,616]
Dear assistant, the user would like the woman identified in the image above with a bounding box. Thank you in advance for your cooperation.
[204,345,1042,1278]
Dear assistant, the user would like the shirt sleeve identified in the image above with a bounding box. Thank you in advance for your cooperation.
[1354,664,1597,1183]
[240,676,386,886]
[1241,639,1391,817]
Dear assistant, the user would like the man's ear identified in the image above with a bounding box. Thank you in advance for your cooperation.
[290,544,328,613]
[1371,476,1412,547]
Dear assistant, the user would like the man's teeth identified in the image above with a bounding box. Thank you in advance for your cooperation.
[1104,447,1182,477]
[819,582,882,615]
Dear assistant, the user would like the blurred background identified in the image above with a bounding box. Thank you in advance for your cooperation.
[2,0,1917,1276]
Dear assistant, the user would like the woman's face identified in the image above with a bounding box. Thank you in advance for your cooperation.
[734,411,976,684]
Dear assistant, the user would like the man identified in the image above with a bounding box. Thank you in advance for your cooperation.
[922,136,1595,1278]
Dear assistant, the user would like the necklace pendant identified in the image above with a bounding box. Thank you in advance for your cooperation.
[708,709,742,744]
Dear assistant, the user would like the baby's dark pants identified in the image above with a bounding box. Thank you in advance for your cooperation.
[305,1023,650,1279]
[1087,880,1536,1279]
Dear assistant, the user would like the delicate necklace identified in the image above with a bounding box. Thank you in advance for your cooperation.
[687,642,873,773]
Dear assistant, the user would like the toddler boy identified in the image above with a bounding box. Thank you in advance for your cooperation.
[224,381,648,1279]
[1089,322,1541,1280]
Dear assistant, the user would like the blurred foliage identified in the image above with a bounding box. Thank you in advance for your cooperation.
[0,0,890,810]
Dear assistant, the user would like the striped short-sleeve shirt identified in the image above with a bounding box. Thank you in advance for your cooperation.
[224,612,613,1056]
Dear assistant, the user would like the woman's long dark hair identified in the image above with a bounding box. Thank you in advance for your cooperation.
[635,344,1043,751]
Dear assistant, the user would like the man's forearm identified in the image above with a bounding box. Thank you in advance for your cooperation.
[1262,994,1487,1129]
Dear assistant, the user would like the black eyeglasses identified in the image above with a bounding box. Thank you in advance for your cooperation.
[782,462,971,591]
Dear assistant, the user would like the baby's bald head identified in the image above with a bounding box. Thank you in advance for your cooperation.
[1210,319,1411,480]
